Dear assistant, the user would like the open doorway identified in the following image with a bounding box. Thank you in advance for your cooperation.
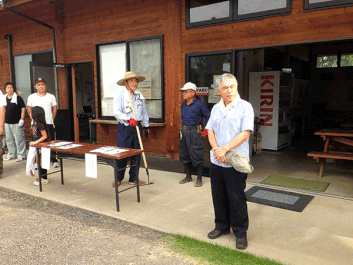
[245,39,353,198]
[74,62,95,143]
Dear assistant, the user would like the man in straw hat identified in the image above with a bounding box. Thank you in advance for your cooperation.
[179,82,210,187]
[113,71,149,186]
[205,73,254,250]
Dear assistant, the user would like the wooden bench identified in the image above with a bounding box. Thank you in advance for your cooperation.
[307,151,353,177]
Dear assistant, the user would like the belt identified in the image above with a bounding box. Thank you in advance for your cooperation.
[182,125,198,131]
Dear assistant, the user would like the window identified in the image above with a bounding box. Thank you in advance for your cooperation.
[237,0,289,20]
[14,51,54,104]
[186,0,291,28]
[304,0,353,11]
[316,54,338,68]
[341,53,353,67]
[96,36,164,122]
[186,51,235,108]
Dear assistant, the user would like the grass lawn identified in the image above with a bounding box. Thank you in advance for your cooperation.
[168,234,283,265]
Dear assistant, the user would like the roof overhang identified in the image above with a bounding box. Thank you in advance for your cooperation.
[0,0,33,10]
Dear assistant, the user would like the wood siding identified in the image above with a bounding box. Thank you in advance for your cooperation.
[0,0,353,158]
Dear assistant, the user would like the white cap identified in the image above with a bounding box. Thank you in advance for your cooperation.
[179,82,196,91]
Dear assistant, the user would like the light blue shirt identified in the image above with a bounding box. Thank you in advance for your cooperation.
[205,98,254,168]
[113,90,149,127]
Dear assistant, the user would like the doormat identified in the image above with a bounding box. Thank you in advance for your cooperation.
[261,175,330,192]
[245,186,314,212]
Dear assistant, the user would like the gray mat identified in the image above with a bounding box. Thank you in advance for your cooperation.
[245,186,314,212]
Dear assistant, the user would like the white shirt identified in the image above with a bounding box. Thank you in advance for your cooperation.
[205,96,254,167]
[113,90,149,127]
[27,93,57,124]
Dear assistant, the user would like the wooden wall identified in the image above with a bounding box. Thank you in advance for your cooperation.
[0,0,353,158]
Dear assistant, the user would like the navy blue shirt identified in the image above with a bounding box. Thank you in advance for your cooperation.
[181,98,210,126]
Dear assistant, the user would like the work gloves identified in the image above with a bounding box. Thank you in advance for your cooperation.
[18,119,24,127]
[201,129,208,138]
[128,118,138,126]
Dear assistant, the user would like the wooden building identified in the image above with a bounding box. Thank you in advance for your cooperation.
[0,0,353,159]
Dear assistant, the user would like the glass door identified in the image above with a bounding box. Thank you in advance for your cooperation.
[186,50,237,172]
[29,62,74,141]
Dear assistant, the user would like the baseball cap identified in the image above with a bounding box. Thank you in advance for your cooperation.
[35,78,46,85]
[179,82,196,91]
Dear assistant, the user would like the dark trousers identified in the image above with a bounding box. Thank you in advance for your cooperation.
[179,129,203,168]
[116,123,141,182]
[209,162,249,238]
[48,124,57,163]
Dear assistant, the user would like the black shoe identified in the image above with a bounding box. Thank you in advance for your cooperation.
[236,237,248,250]
[207,228,230,239]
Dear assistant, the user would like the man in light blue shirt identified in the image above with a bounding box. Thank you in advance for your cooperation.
[205,73,254,250]
[113,71,149,186]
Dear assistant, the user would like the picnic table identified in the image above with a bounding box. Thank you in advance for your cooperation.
[307,128,353,177]
[34,141,144,211]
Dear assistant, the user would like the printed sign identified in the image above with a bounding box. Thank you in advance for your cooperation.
[138,75,151,88]
[196,87,208,96]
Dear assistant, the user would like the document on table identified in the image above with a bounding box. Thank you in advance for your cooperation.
[85,153,97,179]
[57,144,83,149]
[41,147,51,170]
[89,147,129,154]
[89,147,116,153]
[48,141,73,147]
[104,149,129,155]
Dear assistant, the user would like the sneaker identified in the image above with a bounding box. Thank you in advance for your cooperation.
[53,162,59,168]
[16,158,24,162]
[4,156,14,161]
[33,178,50,186]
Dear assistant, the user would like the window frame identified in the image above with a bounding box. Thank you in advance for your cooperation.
[236,0,291,22]
[95,35,164,123]
[186,0,292,29]
[340,52,353,67]
[316,54,339,68]
[304,0,353,11]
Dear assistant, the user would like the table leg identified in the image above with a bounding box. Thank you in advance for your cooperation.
[113,159,120,212]
[60,158,64,185]
[37,148,42,192]
[136,155,140,203]
[319,137,330,178]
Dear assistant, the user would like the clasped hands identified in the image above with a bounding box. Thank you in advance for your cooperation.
[213,146,227,164]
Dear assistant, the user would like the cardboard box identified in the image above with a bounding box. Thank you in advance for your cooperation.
[254,133,262,154]
[256,134,262,154]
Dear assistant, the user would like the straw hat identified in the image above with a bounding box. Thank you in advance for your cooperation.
[117,71,146,86]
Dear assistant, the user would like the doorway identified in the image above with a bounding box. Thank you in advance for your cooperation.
[73,62,95,143]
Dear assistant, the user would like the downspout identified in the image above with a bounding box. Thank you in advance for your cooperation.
[1,2,59,105]
[1,5,57,63]
[4,34,15,84]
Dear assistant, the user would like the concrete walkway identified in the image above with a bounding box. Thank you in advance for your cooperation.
[1,158,353,265]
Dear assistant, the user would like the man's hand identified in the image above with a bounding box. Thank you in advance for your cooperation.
[18,119,24,127]
[128,118,138,126]
[213,147,227,163]
[201,129,208,138]
[0,126,3,136]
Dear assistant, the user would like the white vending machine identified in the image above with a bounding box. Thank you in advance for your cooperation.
[249,71,293,151]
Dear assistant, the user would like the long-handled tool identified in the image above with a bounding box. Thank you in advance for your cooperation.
[127,90,153,184]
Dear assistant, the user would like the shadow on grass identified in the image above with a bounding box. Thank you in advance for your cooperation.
[167,234,283,265]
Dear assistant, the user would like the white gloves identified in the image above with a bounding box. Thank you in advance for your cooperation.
[18,119,24,127]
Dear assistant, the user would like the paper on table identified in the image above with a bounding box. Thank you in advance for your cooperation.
[85,153,97,179]
[41,147,51,170]
[48,141,73,147]
[89,147,116,153]
[57,144,83,149]
[104,149,129,155]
